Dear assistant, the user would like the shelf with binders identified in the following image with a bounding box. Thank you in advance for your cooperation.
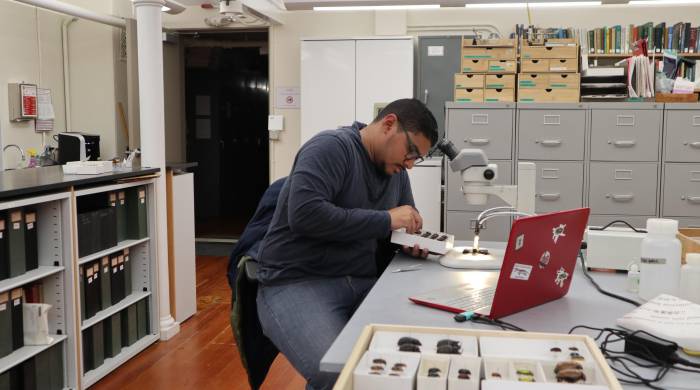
[74,178,158,388]
[587,53,700,58]
[0,191,78,389]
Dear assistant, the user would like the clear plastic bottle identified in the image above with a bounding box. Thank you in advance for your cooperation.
[680,253,700,304]
[638,219,681,301]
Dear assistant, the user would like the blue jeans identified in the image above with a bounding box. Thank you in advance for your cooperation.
[257,276,376,390]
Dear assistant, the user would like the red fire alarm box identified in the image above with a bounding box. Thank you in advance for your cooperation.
[8,83,38,121]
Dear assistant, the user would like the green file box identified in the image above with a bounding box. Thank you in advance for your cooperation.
[8,209,25,278]
[24,210,38,271]
[121,304,138,347]
[126,187,148,239]
[136,298,149,339]
[100,256,111,311]
[104,313,122,358]
[0,292,12,357]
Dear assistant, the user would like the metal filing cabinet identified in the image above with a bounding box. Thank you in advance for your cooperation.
[445,103,515,160]
[529,161,584,213]
[662,164,700,217]
[663,104,700,163]
[518,106,586,161]
[675,218,700,229]
[590,103,663,162]
[589,162,658,216]
[444,102,515,240]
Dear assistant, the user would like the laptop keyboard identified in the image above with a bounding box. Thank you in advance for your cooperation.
[443,286,497,311]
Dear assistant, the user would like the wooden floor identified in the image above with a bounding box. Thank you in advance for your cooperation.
[92,256,306,390]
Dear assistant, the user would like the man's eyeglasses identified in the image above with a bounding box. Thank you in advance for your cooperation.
[400,126,424,165]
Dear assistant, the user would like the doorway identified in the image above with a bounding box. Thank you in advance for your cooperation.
[183,30,269,240]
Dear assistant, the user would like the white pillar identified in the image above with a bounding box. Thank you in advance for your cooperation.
[132,0,180,341]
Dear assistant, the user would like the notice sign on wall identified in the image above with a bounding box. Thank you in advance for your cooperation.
[275,87,300,109]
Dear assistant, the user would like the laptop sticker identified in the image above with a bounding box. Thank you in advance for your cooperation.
[510,263,533,281]
[539,251,551,269]
[515,234,525,250]
[552,224,567,244]
[555,267,569,288]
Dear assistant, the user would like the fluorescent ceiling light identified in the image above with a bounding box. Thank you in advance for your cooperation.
[314,4,440,10]
[629,0,700,4]
[466,1,601,7]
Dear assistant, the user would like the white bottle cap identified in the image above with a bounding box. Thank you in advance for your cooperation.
[686,253,700,266]
[629,263,640,273]
[645,218,679,235]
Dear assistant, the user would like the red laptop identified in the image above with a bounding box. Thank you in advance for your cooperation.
[409,208,591,319]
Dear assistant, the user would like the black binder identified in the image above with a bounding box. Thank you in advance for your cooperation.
[8,366,22,390]
[10,288,23,351]
[123,248,131,297]
[84,263,98,319]
[34,348,52,390]
[0,370,9,390]
[0,215,8,281]
[22,356,37,390]
[98,208,117,252]
[136,299,149,339]
[77,212,94,258]
[92,262,101,315]
[126,187,148,239]
[48,342,64,390]
[0,292,12,358]
[8,209,25,278]
[104,313,122,358]
[121,304,138,347]
[118,255,126,300]
[24,210,38,271]
[117,191,127,242]
[100,256,111,311]
[110,255,121,304]
[79,264,86,320]
[92,321,105,369]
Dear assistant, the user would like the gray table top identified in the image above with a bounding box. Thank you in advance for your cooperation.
[320,242,700,389]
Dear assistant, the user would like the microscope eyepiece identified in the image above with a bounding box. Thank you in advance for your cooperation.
[436,139,459,160]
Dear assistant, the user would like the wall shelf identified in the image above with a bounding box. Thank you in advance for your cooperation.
[0,265,64,294]
[0,335,67,374]
[81,291,151,331]
[78,238,150,265]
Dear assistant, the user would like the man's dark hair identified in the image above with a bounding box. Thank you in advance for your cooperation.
[373,98,438,146]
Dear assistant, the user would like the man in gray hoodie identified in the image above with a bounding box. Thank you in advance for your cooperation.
[257,98,438,389]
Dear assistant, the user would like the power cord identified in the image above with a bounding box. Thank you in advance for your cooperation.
[453,311,526,332]
[569,325,700,389]
[578,243,641,307]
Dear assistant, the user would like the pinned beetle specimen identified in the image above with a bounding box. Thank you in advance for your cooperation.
[554,361,583,373]
[397,337,421,346]
[556,368,586,383]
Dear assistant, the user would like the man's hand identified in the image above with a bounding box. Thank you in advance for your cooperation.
[389,205,422,233]
[402,244,429,259]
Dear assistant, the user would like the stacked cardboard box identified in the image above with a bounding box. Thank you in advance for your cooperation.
[518,38,581,102]
[455,38,517,103]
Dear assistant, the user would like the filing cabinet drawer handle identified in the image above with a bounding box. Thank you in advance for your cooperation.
[693,115,700,126]
[472,114,489,125]
[684,196,700,204]
[616,115,635,126]
[538,193,561,201]
[543,115,561,125]
[539,139,562,147]
[467,138,490,146]
[689,142,700,149]
[611,140,636,148]
[608,194,634,202]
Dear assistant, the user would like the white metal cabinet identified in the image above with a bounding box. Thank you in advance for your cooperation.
[406,158,442,232]
[300,37,414,144]
[167,171,197,323]
[355,39,414,124]
[300,40,356,144]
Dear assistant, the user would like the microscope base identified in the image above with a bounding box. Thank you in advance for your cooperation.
[439,247,505,270]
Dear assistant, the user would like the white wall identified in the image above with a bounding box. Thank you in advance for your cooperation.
[155,3,700,182]
[0,0,125,168]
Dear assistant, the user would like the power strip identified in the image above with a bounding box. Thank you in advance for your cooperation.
[585,226,647,270]
[391,229,455,255]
